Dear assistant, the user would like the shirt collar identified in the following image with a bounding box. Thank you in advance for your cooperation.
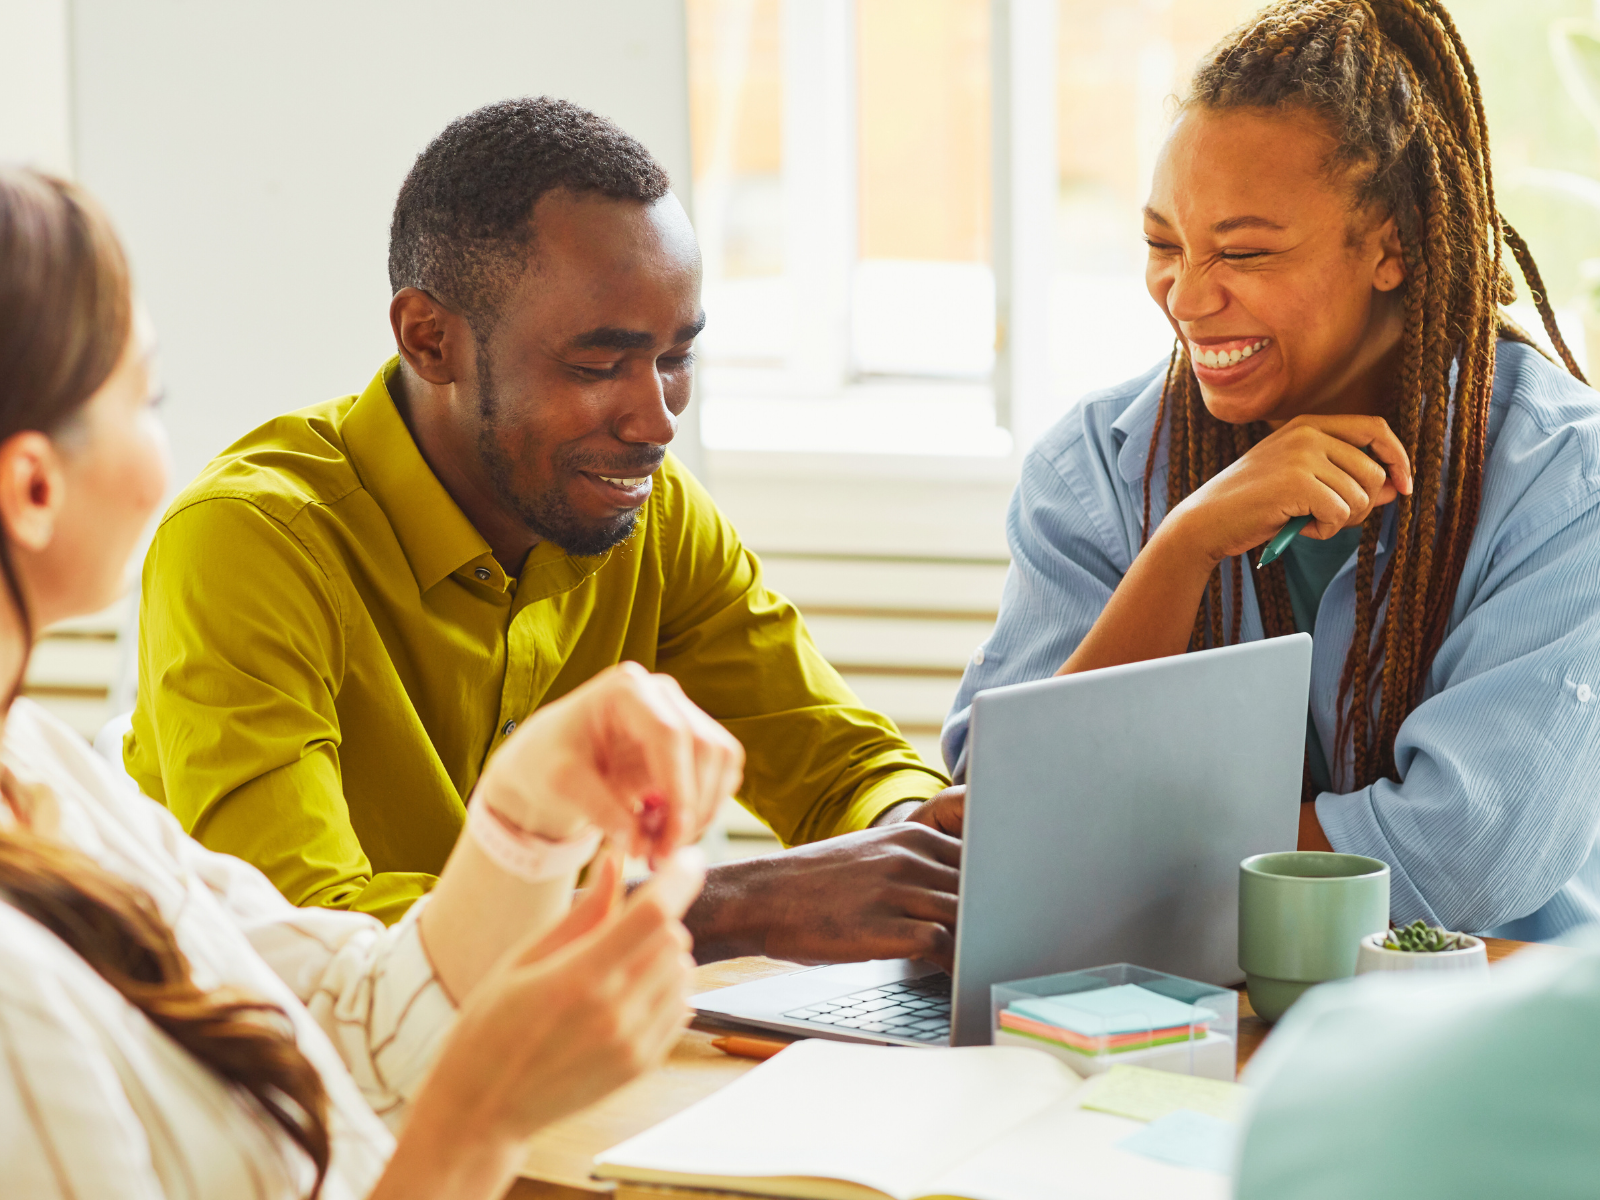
[342,358,617,597]
[1111,366,1169,486]
[342,357,496,593]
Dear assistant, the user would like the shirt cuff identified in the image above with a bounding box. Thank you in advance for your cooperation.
[365,898,457,1124]
[837,769,950,835]
[1315,787,1440,926]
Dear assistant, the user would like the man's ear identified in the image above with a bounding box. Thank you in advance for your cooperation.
[1371,214,1405,293]
[0,432,66,554]
[390,287,472,386]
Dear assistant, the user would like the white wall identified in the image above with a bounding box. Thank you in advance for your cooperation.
[70,0,701,490]
[0,0,72,175]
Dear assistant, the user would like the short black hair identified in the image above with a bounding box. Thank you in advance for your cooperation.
[388,96,671,330]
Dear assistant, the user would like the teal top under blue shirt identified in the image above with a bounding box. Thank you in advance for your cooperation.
[942,340,1600,942]
[1283,526,1364,793]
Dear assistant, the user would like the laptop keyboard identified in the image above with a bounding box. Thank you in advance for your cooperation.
[782,973,952,1042]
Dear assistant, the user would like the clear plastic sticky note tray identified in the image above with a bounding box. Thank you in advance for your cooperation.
[991,963,1239,1081]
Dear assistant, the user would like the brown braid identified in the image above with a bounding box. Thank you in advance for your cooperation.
[1138,0,1584,791]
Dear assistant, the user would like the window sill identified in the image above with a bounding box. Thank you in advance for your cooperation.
[699,376,1018,482]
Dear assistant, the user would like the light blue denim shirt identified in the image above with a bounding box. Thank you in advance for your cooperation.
[943,340,1600,940]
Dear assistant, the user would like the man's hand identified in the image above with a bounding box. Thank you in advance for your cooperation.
[687,823,962,971]
[872,786,965,837]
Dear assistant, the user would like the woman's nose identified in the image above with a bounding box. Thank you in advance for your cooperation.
[1165,260,1226,325]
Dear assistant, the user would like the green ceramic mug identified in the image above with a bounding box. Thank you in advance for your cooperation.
[1239,851,1390,1023]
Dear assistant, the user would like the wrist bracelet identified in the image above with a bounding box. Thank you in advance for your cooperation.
[465,799,603,883]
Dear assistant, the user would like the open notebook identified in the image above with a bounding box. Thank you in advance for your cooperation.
[593,1040,1236,1200]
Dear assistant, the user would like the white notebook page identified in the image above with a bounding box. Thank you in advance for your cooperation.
[926,1096,1231,1200]
[594,1040,1081,1200]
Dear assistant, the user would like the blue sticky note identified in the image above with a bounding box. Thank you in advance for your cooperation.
[1116,1108,1237,1174]
[1010,984,1212,1036]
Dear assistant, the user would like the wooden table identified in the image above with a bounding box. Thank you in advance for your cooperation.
[509,939,1531,1198]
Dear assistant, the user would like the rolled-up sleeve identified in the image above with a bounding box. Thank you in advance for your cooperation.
[1318,498,1600,933]
[166,804,455,1125]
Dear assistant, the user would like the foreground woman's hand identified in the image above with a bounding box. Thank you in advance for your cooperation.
[420,662,743,1004]
[474,660,743,862]
[374,848,705,1200]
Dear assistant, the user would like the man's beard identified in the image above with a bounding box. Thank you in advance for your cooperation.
[475,352,662,558]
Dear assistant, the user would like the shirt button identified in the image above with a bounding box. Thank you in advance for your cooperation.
[1579,684,1593,704]
[502,719,517,736]
[474,567,492,582]
[972,646,985,666]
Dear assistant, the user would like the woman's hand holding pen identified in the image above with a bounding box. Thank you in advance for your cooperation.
[1058,415,1412,677]
[1166,414,1413,567]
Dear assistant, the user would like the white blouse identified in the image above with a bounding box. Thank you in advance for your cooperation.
[0,699,457,1199]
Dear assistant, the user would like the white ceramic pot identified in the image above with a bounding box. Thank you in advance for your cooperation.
[1354,931,1489,978]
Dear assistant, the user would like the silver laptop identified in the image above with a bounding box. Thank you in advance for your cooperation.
[692,634,1312,1047]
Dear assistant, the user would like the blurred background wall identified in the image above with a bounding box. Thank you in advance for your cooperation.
[0,0,717,782]
[68,0,700,491]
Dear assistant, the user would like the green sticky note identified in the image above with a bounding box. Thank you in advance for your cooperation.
[1010,984,1212,1036]
[1080,1064,1243,1124]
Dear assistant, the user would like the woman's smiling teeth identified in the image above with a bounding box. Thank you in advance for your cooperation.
[1189,338,1271,369]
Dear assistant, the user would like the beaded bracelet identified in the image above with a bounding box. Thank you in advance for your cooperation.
[465,799,603,883]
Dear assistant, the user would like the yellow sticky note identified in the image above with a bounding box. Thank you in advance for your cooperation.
[1080,1064,1243,1123]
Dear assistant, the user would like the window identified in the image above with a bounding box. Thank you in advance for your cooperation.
[689,0,1600,460]
[1461,1,1600,367]
[687,0,1008,456]
[1041,0,1257,447]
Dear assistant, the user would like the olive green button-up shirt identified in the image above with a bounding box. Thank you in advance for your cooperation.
[126,358,947,923]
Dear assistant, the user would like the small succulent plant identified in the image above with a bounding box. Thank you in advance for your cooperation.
[1380,919,1474,953]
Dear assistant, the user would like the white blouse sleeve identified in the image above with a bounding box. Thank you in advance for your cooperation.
[154,802,457,1124]
[0,929,167,1200]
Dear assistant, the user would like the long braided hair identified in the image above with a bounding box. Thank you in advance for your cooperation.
[1143,0,1586,792]
[0,168,331,1196]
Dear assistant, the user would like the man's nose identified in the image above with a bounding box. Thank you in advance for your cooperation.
[614,363,679,446]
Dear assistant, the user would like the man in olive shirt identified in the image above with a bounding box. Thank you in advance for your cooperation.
[128,97,964,967]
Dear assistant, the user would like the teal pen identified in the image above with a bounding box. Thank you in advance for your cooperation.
[1257,514,1312,568]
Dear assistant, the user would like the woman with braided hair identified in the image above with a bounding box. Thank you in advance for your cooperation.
[944,0,1600,943]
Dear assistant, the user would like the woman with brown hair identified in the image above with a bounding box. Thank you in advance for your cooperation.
[0,169,743,1197]
[944,0,1600,942]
